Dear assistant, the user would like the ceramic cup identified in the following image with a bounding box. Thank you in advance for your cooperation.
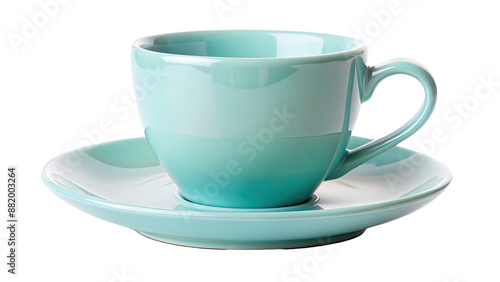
[131,30,436,208]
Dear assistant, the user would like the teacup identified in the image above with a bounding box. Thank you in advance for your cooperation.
[131,30,436,208]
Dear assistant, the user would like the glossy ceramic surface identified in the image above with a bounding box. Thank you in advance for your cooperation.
[42,136,451,249]
[131,30,437,208]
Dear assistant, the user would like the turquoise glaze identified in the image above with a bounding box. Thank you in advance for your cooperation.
[41,136,452,249]
[131,30,437,208]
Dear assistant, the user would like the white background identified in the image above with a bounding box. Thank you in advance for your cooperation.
[1,0,499,281]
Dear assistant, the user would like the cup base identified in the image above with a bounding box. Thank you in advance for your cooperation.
[173,191,321,212]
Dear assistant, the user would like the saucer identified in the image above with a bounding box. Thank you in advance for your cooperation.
[42,136,451,249]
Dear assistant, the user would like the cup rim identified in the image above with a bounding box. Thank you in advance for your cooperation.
[132,29,366,61]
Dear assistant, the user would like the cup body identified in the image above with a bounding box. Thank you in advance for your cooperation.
[131,30,367,208]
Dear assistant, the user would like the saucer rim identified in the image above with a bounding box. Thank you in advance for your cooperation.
[41,136,452,220]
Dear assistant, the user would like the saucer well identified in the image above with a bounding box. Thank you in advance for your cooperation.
[41,136,451,249]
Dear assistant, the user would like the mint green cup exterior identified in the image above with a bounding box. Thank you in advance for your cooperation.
[131,30,437,208]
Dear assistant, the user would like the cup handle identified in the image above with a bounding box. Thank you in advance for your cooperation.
[325,59,437,180]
